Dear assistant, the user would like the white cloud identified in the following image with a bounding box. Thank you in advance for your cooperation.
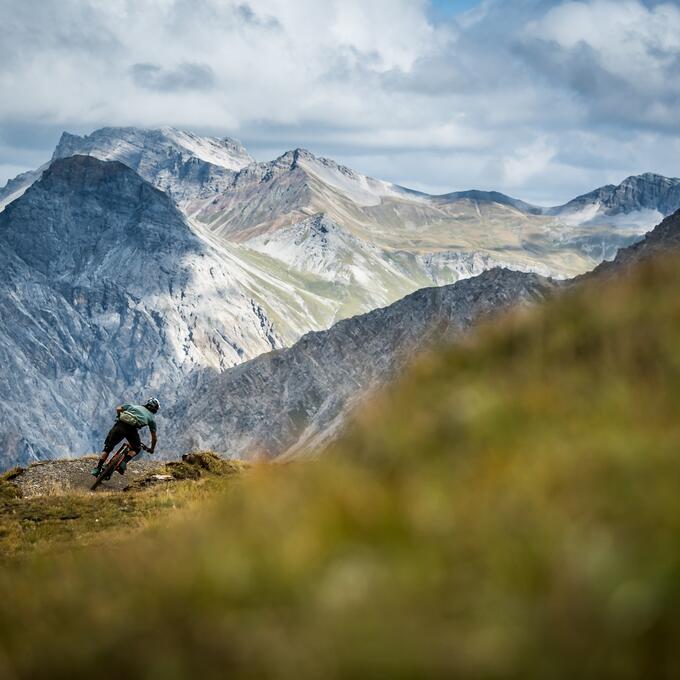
[523,1,680,125]
[500,138,557,187]
[0,0,679,203]
[529,0,680,64]
[0,0,440,128]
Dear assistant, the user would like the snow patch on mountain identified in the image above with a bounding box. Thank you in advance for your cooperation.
[294,149,426,208]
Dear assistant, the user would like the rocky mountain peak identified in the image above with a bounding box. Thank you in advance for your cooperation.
[553,172,680,219]
[46,126,257,206]
[0,155,196,278]
[40,154,158,194]
[53,126,254,170]
[52,131,84,159]
[268,148,359,179]
[622,172,675,186]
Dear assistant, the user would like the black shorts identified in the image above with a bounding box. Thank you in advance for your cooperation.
[103,420,141,454]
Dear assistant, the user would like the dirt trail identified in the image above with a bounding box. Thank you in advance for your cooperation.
[12,457,163,497]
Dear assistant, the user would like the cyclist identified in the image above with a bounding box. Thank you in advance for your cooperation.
[91,398,160,478]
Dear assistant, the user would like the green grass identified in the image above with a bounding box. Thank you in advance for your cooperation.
[0,453,247,559]
[2,257,680,678]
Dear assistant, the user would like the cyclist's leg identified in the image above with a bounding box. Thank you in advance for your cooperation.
[125,425,142,456]
[118,426,142,474]
[93,422,126,474]
[101,422,127,460]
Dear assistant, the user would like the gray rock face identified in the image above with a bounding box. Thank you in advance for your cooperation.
[550,173,680,218]
[0,155,285,467]
[51,127,255,206]
[164,269,554,459]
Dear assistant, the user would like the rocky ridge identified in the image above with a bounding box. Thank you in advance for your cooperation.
[551,173,680,221]
[50,127,255,207]
[165,208,680,462]
[164,268,554,459]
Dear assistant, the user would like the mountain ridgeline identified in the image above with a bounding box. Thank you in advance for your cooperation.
[165,207,680,460]
[0,126,680,467]
[165,269,554,458]
[551,172,680,218]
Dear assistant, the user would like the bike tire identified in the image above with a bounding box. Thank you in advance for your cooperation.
[90,445,128,491]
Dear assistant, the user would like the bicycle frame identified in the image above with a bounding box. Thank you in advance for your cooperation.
[90,442,131,491]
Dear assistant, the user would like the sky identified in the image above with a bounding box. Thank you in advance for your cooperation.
[1,0,679,204]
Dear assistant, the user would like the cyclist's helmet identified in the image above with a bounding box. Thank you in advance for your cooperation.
[145,397,160,413]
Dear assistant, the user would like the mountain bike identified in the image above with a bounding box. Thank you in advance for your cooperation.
[90,442,150,491]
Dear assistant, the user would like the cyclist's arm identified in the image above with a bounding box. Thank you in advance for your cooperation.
[149,431,158,453]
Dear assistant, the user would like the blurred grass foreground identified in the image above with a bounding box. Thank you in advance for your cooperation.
[3,255,680,679]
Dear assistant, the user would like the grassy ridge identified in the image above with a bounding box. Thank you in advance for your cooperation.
[0,454,246,558]
[2,257,680,678]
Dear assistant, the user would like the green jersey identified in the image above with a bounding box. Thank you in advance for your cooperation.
[119,404,157,433]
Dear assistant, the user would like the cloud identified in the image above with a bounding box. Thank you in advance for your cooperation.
[130,62,216,92]
[0,0,678,203]
[235,2,281,28]
[500,138,558,187]
[521,0,680,129]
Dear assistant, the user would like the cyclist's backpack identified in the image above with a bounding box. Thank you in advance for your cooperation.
[119,410,142,427]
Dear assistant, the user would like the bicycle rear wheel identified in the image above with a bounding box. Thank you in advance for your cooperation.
[90,444,129,491]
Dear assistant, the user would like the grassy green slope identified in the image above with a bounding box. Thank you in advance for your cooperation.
[2,257,680,678]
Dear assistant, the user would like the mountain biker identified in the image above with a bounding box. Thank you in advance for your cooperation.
[91,398,160,478]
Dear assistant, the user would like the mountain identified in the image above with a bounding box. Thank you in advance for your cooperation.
[2,126,680,467]
[0,155,343,466]
[0,127,255,214]
[164,268,554,459]
[5,129,674,289]
[191,146,596,280]
[190,148,680,282]
[586,207,680,277]
[0,130,565,331]
[548,173,680,224]
[3,128,677,313]
[165,207,680,462]
[51,126,255,207]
